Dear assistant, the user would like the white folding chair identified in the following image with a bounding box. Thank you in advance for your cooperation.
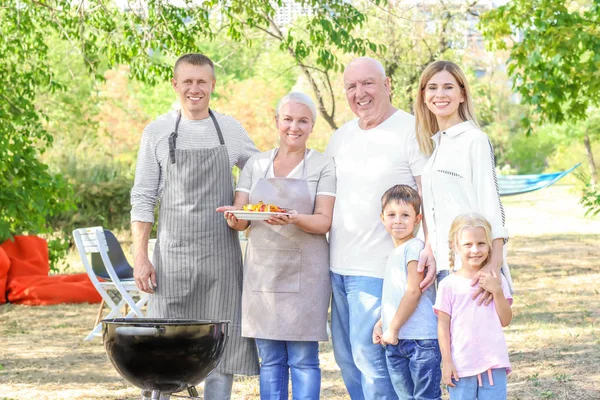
[73,226,148,340]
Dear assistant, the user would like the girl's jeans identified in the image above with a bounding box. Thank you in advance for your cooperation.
[448,368,507,400]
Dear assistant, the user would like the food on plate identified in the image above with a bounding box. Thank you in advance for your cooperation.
[242,201,287,213]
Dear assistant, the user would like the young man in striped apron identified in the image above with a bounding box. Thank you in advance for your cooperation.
[130,53,260,399]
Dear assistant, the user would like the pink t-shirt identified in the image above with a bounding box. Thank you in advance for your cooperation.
[433,273,513,377]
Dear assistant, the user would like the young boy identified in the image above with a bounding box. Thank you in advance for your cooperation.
[373,184,441,400]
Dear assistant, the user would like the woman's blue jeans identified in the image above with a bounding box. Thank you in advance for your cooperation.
[255,339,321,400]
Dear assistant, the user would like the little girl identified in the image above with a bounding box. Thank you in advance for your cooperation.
[433,213,512,399]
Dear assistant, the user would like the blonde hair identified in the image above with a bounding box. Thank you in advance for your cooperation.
[415,61,479,155]
[448,213,493,271]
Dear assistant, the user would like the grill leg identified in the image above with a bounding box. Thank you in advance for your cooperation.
[151,389,161,400]
[187,386,199,398]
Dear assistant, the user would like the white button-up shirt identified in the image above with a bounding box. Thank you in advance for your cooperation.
[421,120,508,273]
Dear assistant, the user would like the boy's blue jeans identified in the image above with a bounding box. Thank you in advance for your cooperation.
[255,339,320,400]
[448,368,507,400]
[330,272,398,400]
[385,339,442,400]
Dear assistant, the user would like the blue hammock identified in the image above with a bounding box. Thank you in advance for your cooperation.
[498,163,581,197]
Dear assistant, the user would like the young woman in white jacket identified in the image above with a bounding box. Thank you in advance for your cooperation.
[415,60,513,304]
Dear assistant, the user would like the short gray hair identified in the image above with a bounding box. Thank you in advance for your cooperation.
[276,92,318,126]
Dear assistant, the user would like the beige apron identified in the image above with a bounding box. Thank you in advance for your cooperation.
[242,149,331,341]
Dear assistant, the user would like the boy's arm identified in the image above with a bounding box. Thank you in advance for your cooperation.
[372,318,383,344]
[382,260,424,344]
[437,311,459,386]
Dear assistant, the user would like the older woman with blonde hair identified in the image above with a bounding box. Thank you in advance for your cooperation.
[217,92,335,399]
[415,60,513,301]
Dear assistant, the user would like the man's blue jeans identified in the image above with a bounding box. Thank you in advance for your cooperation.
[255,339,320,400]
[448,368,507,400]
[385,339,442,400]
[204,371,234,400]
[330,272,398,400]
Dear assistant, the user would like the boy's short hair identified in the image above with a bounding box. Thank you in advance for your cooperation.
[381,184,421,215]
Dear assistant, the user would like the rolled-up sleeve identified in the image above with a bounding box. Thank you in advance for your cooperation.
[130,130,160,223]
[471,134,508,240]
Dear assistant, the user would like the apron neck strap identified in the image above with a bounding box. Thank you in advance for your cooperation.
[169,109,225,164]
[208,109,226,146]
[265,148,308,179]
[169,110,183,164]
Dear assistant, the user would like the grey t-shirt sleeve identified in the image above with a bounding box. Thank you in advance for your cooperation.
[234,121,259,170]
[236,155,256,193]
[316,156,336,196]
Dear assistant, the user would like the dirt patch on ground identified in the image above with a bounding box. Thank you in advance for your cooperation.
[1,185,598,399]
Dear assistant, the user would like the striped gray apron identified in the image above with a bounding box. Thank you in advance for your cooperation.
[148,110,259,375]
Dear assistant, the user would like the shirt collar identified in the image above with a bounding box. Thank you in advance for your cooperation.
[431,120,477,145]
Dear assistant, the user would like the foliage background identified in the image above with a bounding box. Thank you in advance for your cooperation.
[1,0,598,271]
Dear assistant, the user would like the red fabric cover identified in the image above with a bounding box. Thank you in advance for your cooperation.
[7,274,101,306]
[0,235,101,305]
[2,236,49,279]
[0,248,9,304]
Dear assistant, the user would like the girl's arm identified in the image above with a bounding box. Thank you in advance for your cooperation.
[479,270,513,327]
[437,311,459,387]
[381,260,424,345]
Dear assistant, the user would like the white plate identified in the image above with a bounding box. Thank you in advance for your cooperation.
[227,210,290,221]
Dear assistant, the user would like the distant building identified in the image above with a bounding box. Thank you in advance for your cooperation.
[274,0,313,27]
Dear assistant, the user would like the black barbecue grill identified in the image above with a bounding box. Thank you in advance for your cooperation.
[102,318,229,399]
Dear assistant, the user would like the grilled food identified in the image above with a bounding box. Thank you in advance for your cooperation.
[242,201,287,213]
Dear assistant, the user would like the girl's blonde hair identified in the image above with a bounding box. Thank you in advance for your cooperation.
[448,213,493,271]
[415,61,479,155]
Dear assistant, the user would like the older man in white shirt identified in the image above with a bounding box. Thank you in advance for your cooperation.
[325,57,435,399]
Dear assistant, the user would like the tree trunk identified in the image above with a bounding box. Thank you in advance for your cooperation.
[262,14,338,131]
[583,134,597,185]
[296,63,338,131]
